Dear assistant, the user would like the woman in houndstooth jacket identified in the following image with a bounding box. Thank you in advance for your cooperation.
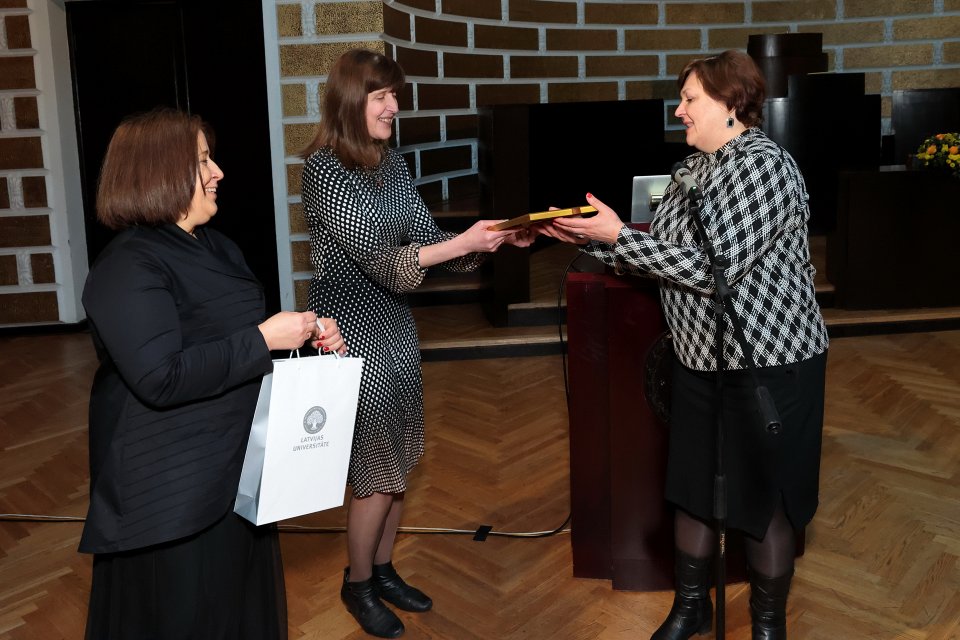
[539,50,828,640]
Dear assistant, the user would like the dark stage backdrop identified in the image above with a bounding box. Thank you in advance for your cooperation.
[66,0,281,313]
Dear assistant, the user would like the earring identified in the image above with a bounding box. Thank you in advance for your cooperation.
[726,116,735,128]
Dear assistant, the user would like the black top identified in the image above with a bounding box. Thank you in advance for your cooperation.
[79,224,273,554]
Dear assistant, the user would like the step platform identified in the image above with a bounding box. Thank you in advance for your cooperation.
[414,236,960,360]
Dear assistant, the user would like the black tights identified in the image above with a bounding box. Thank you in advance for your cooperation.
[674,501,796,578]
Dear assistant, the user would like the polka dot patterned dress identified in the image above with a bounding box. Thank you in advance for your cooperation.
[302,147,484,497]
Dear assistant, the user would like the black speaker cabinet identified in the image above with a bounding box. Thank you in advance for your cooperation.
[829,170,960,309]
[763,73,880,233]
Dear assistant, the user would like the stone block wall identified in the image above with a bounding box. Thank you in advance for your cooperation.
[0,0,86,328]
[2,1,957,322]
[271,0,388,311]
[272,0,960,310]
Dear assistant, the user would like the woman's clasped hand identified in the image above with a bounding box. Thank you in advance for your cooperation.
[257,311,346,354]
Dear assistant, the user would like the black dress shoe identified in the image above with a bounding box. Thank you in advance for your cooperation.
[372,561,433,612]
[341,568,404,638]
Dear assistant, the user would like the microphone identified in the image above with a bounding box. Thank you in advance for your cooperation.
[671,162,703,202]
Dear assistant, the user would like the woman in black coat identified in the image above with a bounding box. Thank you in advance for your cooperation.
[80,108,346,639]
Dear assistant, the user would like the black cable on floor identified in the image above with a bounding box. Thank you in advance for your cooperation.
[558,251,589,401]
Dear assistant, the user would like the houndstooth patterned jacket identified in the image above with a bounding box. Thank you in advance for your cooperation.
[583,127,829,371]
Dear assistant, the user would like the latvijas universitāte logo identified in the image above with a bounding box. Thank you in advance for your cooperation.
[303,406,327,434]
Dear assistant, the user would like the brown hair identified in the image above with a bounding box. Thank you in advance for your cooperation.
[301,48,405,168]
[678,50,766,127]
[96,108,209,230]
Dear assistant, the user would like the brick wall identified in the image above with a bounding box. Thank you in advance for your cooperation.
[272,0,387,310]
[270,0,960,311]
[0,0,60,324]
[0,0,86,328]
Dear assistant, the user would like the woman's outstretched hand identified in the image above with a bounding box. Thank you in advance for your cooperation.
[419,219,537,269]
[540,193,625,245]
[460,220,521,253]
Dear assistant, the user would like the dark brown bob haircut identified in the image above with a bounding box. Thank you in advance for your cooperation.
[678,50,766,127]
[96,108,210,230]
[301,48,405,169]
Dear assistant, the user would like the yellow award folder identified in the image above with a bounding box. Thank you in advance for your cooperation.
[487,206,597,231]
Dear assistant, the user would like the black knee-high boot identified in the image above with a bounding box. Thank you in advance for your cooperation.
[651,551,713,640]
[748,567,793,640]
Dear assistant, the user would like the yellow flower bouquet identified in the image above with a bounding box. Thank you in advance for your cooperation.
[914,132,960,178]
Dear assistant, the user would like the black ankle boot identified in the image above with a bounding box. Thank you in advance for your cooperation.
[651,551,713,640]
[340,568,404,638]
[372,561,433,612]
[749,568,792,640]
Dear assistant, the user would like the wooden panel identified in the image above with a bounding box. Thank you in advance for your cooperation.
[829,171,960,309]
[566,274,613,579]
[605,278,672,590]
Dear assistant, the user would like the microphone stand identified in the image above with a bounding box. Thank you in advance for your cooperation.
[681,192,782,640]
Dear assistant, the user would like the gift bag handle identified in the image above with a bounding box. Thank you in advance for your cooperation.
[316,319,341,360]
[287,319,344,363]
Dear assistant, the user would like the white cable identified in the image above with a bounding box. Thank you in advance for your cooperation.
[0,513,85,521]
[278,523,570,537]
[0,514,570,537]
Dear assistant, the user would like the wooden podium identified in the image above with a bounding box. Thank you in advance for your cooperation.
[567,270,803,591]
[566,271,674,591]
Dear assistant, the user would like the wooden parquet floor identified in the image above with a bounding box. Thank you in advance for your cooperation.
[2,331,959,639]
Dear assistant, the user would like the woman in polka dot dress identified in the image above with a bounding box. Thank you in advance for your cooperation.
[301,49,536,638]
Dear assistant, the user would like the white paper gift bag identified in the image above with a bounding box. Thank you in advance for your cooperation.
[235,352,362,525]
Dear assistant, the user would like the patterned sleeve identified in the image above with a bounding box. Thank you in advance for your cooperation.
[582,189,714,292]
[302,152,426,293]
[401,157,486,273]
[586,143,799,294]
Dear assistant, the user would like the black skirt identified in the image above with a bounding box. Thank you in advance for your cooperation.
[664,351,827,539]
[85,511,287,640]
